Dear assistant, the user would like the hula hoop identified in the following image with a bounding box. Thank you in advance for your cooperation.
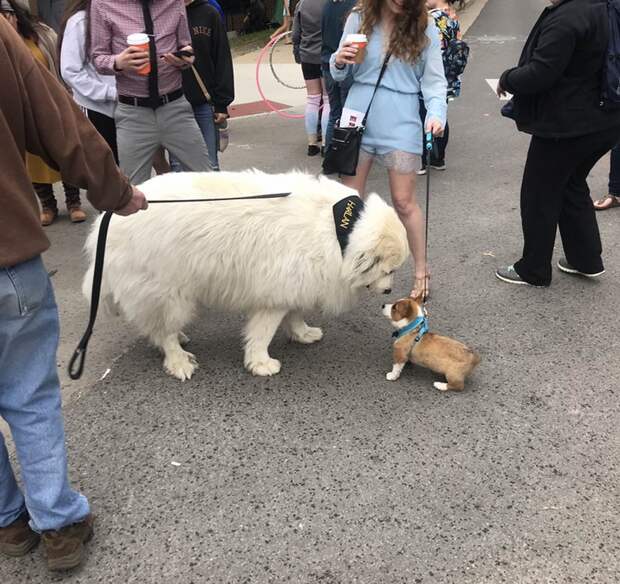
[269,31,306,90]
[255,32,305,119]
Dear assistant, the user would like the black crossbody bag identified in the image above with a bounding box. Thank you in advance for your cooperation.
[323,52,391,177]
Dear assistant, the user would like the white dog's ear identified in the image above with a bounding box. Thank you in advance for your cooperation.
[353,251,379,275]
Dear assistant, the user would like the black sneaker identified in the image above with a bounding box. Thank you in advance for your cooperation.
[307,145,320,157]
[416,167,427,176]
[557,258,605,278]
[431,161,446,171]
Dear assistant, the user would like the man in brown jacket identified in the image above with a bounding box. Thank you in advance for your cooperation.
[0,17,146,571]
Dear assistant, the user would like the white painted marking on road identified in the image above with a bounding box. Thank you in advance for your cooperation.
[99,368,111,381]
[171,461,182,466]
[486,79,513,101]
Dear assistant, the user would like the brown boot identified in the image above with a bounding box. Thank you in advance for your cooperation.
[0,512,40,557]
[68,206,87,223]
[40,207,58,226]
[34,182,58,226]
[64,183,85,223]
[41,514,94,572]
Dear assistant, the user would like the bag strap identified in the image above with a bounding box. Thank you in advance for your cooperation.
[361,52,391,127]
[191,65,212,103]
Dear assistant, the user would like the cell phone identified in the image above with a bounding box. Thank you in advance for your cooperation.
[172,49,194,59]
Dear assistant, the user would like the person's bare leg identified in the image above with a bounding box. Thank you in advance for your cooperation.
[388,169,428,298]
[340,154,374,199]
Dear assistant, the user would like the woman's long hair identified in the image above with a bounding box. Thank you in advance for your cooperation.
[5,0,39,41]
[357,0,429,63]
[57,0,90,64]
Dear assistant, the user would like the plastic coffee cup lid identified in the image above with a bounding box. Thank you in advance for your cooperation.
[346,33,368,44]
[127,33,149,45]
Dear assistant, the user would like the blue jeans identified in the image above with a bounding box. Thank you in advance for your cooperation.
[0,256,89,531]
[170,102,220,171]
[322,63,353,150]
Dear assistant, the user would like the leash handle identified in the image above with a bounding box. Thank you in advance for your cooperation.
[425,132,433,151]
[68,210,113,380]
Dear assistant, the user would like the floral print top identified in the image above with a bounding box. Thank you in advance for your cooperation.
[430,8,463,97]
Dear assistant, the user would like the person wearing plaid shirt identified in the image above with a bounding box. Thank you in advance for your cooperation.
[90,0,211,183]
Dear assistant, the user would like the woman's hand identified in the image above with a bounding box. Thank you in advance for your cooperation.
[335,41,358,67]
[426,118,444,137]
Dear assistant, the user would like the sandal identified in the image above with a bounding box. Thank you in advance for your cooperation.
[411,273,431,301]
[593,194,620,211]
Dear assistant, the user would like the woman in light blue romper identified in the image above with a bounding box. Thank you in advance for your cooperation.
[330,0,447,299]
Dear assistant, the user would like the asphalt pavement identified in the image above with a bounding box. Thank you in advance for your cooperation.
[2,0,619,582]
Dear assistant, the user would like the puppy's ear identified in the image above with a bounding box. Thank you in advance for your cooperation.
[392,299,413,321]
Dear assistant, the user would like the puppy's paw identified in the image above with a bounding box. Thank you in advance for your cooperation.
[178,331,190,346]
[386,372,399,381]
[247,358,281,377]
[291,326,323,344]
[164,350,198,381]
[433,381,449,391]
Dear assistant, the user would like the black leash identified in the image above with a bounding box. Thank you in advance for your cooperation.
[423,132,434,304]
[67,192,291,380]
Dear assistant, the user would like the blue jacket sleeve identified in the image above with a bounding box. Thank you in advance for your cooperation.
[329,11,360,82]
[420,22,448,127]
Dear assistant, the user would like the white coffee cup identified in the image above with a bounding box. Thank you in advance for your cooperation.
[345,33,368,64]
[127,33,150,76]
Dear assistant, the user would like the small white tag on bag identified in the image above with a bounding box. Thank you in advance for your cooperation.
[340,107,365,128]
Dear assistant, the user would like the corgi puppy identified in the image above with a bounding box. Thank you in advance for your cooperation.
[382,297,480,391]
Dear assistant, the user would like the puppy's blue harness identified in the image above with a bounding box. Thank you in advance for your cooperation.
[392,315,429,343]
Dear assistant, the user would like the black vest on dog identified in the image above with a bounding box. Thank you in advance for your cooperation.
[333,196,364,255]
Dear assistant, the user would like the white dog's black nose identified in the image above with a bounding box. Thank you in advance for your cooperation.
[381,303,386,309]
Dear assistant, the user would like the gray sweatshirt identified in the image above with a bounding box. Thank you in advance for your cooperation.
[292,0,327,65]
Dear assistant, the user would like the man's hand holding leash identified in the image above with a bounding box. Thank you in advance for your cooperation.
[116,187,149,216]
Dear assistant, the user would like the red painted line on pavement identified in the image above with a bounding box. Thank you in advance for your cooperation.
[229,100,292,118]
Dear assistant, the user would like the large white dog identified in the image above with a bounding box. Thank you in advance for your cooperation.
[83,170,409,379]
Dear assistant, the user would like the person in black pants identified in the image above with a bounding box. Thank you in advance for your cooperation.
[593,143,620,210]
[495,0,620,287]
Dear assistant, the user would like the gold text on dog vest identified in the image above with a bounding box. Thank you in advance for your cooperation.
[340,200,357,230]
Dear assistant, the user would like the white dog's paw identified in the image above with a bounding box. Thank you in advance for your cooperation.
[386,372,399,381]
[247,358,281,377]
[178,331,190,346]
[291,326,323,344]
[433,381,449,391]
[164,350,198,381]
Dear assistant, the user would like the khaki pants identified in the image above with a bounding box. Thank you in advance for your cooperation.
[115,96,211,185]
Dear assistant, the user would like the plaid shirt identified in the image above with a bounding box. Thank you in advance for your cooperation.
[90,0,191,98]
